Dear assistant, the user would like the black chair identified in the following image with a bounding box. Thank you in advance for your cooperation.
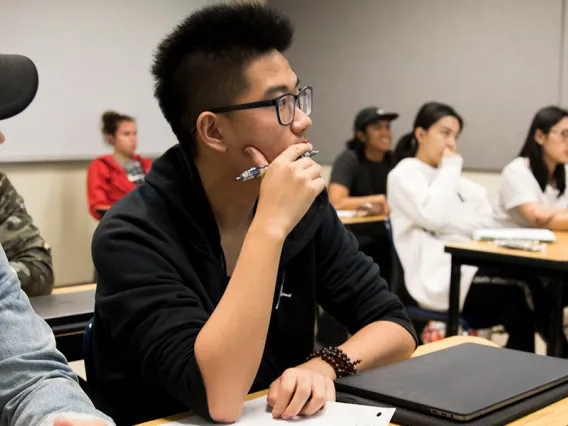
[384,218,476,336]
[83,318,97,399]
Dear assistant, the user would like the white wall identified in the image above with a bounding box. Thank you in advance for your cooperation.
[0,0,205,162]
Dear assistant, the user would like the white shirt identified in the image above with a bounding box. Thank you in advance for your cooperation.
[387,157,493,311]
[493,157,568,228]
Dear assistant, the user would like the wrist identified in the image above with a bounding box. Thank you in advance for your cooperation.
[299,358,337,381]
[250,215,287,244]
[306,346,361,379]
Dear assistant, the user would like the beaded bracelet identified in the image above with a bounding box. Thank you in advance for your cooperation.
[306,346,361,378]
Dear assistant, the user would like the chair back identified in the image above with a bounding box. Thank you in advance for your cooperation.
[83,318,97,399]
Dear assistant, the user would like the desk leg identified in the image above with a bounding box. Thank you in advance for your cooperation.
[547,277,564,357]
[447,259,461,337]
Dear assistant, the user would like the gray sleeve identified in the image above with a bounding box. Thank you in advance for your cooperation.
[0,245,114,426]
[329,149,359,191]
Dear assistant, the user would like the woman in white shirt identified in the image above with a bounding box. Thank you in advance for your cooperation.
[494,105,568,356]
[494,106,568,229]
[388,102,535,352]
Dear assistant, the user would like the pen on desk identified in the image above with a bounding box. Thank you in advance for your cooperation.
[235,150,319,182]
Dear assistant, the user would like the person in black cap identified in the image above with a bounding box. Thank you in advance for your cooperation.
[330,106,399,274]
[0,53,114,426]
[329,107,398,215]
[318,108,399,347]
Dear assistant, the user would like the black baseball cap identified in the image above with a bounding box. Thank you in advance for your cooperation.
[354,107,399,132]
[0,54,39,120]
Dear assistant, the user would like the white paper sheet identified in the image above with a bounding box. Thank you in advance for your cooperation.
[336,210,359,218]
[472,228,556,242]
[167,396,395,426]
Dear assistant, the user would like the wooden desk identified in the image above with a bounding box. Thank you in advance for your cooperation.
[137,336,568,426]
[31,287,96,362]
[52,283,96,295]
[445,232,568,356]
[30,289,95,335]
[340,214,386,225]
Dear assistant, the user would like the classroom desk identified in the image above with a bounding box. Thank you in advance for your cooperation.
[445,232,568,357]
[340,214,386,225]
[52,282,96,295]
[30,289,95,336]
[137,336,568,426]
[30,284,96,361]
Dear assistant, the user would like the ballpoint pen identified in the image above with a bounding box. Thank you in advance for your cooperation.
[235,150,319,182]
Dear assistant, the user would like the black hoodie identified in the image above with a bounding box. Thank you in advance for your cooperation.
[91,144,417,426]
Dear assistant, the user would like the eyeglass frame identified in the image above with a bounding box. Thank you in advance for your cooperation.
[208,86,313,127]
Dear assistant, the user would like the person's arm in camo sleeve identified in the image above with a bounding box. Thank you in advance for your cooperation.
[0,171,54,296]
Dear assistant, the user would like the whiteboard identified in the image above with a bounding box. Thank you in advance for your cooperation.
[0,0,211,162]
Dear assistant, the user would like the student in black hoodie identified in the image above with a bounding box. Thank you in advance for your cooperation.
[91,4,417,425]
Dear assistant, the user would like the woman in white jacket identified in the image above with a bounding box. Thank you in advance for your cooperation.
[387,102,535,352]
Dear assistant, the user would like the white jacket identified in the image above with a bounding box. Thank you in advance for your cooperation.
[387,157,493,311]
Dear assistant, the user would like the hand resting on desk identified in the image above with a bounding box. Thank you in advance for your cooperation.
[267,359,336,420]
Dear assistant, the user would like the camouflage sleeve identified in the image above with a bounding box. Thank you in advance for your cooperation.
[0,172,54,296]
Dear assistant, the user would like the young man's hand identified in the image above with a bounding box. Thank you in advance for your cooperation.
[266,362,336,420]
[246,143,326,239]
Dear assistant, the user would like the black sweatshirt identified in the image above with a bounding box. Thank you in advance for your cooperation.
[91,145,417,425]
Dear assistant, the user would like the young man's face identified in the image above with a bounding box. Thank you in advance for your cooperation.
[219,50,312,171]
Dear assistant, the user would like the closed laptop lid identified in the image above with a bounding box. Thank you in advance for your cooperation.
[336,343,568,420]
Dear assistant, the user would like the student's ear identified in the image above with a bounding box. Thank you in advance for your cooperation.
[534,129,546,146]
[415,127,426,144]
[356,130,366,143]
[196,112,227,153]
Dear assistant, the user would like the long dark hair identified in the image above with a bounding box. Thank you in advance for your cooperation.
[519,106,568,196]
[393,102,463,166]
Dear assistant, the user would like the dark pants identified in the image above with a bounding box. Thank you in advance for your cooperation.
[524,278,568,356]
[462,276,535,353]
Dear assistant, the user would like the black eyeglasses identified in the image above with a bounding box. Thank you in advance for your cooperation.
[209,86,313,126]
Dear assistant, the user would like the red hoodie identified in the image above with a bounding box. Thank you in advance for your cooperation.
[87,154,152,220]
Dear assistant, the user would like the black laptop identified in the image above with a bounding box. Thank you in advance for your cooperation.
[335,343,568,422]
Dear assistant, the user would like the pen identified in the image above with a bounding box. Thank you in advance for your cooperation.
[235,150,319,182]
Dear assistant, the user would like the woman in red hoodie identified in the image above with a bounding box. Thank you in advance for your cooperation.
[87,111,152,220]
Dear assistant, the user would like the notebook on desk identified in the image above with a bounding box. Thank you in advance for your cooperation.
[472,228,556,242]
[335,343,568,422]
